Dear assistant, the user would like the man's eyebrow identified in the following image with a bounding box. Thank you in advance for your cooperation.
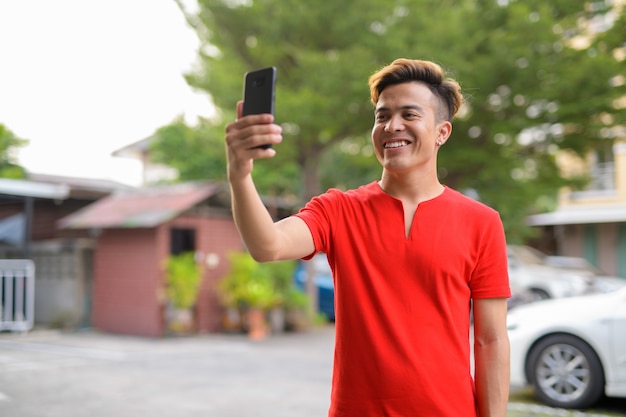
[375,104,425,114]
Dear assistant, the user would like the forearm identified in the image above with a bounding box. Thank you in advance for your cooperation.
[474,337,510,417]
[229,175,281,262]
[225,106,313,261]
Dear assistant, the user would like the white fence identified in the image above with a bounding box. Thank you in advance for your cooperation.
[0,259,35,332]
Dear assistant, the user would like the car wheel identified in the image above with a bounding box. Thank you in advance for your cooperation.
[529,288,550,301]
[526,334,605,409]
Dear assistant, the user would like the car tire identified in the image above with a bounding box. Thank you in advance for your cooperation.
[526,334,605,409]
[529,288,551,301]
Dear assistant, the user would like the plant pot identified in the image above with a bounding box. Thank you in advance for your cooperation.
[222,307,244,332]
[168,307,194,334]
[246,308,267,340]
[268,307,286,333]
[285,307,309,331]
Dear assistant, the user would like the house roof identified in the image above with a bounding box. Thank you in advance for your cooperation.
[58,182,227,229]
[0,178,70,200]
[111,135,153,159]
[527,203,626,226]
[28,173,135,199]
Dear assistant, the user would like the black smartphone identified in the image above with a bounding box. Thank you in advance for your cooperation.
[242,66,276,149]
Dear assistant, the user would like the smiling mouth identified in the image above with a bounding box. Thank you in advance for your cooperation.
[384,140,409,149]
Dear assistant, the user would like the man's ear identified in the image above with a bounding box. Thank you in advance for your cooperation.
[437,121,452,145]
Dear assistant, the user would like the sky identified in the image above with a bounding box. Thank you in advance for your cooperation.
[0,0,212,186]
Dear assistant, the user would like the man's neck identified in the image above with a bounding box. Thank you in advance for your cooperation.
[378,170,444,205]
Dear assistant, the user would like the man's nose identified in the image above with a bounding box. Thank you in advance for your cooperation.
[384,115,404,132]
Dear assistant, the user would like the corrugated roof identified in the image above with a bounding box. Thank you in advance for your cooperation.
[58,182,224,229]
[527,204,626,226]
[28,173,135,199]
[0,178,70,199]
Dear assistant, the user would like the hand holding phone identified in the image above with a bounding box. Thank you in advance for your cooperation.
[242,66,276,149]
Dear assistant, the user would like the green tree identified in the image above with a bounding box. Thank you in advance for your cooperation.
[165,0,625,241]
[173,0,394,203]
[150,114,301,192]
[435,0,626,240]
[0,124,28,179]
[150,116,227,182]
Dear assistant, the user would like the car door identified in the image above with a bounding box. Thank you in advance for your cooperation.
[610,290,626,387]
[507,251,529,296]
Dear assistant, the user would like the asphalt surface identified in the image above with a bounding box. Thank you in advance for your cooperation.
[0,325,623,417]
[0,326,334,417]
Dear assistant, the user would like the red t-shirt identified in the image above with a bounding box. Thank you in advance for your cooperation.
[295,182,510,417]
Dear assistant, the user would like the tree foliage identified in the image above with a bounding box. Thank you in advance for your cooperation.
[161,0,625,241]
[0,124,28,179]
[151,116,227,182]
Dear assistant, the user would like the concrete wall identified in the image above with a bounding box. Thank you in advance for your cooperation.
[0,239,94,327]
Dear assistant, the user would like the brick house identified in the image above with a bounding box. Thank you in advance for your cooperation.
[58,181,245,337]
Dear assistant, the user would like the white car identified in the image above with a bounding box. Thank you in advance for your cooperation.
[508,285,626,409]
[507,245,593,301]
[546,255,626,294]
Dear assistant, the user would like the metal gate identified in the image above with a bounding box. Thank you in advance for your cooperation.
[0,259,35,332]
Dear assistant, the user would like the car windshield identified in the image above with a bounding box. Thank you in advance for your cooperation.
[546,256,605,275]
[509,245,548,265]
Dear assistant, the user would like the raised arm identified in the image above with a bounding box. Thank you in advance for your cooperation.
[224,102,315,262]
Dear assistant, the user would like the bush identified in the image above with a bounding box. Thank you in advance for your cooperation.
[165,252,202,309]
[218,251,303,311]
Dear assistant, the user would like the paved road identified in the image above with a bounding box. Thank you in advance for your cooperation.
[0,325,623,417]
[0,326,334,417]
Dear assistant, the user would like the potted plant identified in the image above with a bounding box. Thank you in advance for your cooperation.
[164,251,202,334]
[259,259,308,332]
[218,251,283,340]
[281,286,310,331]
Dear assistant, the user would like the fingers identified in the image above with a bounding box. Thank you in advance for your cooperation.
[226,115,281,148]
[236,100,243,120]
[225,115,282,165]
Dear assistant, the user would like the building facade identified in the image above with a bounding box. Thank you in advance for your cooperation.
[528,141,626,277]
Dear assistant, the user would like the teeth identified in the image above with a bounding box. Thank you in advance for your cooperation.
[384,141,409,148]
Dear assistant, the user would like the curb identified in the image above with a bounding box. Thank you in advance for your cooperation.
[508,402,619,417]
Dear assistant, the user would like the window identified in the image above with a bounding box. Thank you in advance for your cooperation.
[170,228,196,255]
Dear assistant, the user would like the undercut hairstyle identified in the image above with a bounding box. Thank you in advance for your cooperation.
[368,58,464,122]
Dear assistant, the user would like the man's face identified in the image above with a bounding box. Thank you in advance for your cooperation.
[371,81,450,175]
